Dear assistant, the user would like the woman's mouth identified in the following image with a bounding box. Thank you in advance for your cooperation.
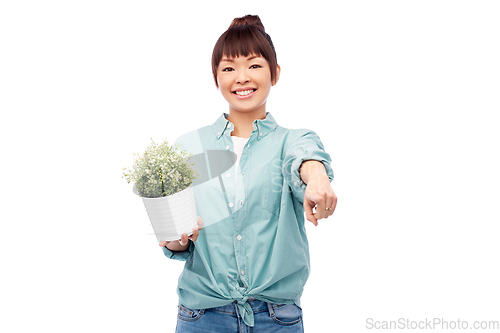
[233,89,257,99]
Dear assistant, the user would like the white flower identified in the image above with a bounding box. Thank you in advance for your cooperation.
[122,139,198,198]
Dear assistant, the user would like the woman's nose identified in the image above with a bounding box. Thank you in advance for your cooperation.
[236,70,250,84]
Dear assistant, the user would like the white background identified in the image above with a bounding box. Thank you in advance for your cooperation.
[1,1,499,332]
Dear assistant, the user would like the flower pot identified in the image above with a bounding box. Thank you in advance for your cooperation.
[141,185,198,242]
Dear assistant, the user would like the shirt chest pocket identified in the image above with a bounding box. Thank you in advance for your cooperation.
[262,159,284,216]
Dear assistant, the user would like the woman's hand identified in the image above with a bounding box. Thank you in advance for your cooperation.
[159,216,204,251]
[300,160,337,226]
[303,175,337,225]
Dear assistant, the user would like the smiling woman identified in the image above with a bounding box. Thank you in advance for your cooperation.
[211,15,278,88]
[161,14,336,333]
[216,54,279,120]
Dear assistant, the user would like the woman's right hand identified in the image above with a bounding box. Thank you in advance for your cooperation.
[159,216,204,251]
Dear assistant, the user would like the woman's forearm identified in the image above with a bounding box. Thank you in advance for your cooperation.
[299,160,328,185]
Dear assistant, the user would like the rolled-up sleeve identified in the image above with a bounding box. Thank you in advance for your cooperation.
[161,241,194,261]
[282,129,334,204]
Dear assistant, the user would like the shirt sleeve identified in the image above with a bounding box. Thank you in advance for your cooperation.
[161,241,195,261]
[282,129,334,204]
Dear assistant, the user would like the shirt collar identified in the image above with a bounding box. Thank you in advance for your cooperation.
[212,112,278,140]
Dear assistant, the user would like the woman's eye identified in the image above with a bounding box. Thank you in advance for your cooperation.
[250,64,262,69]
[222,67,234,72]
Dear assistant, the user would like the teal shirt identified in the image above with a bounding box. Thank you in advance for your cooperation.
[162,112,334,327]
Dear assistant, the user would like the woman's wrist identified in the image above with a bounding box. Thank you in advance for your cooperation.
[299,160,327,185]
[165,240,190,252]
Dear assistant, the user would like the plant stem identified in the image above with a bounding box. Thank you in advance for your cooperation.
[159,168,166,196]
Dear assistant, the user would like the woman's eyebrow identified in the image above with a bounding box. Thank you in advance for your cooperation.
[220,56,264,63]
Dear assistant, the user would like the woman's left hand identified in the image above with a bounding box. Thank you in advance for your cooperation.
[303,174,337,226]
[300,160,337,226]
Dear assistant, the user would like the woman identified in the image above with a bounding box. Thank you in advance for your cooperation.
[159,14,337,332]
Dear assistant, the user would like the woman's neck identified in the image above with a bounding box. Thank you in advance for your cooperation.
[227,109,267,138]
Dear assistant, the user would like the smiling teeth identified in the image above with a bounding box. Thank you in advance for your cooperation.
[235,90,254,96]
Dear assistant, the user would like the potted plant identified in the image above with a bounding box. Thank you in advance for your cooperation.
[122,139,199,242]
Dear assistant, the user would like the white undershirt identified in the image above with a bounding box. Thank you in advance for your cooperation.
[231,136,249,183]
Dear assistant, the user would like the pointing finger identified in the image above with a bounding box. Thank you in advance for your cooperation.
[304,200,318,226]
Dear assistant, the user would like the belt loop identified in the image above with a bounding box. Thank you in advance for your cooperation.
[234,300,240,317]
[267,302,275,318]
[233,301,243,331]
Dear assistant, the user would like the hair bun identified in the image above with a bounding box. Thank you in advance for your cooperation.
[229,14,265,31]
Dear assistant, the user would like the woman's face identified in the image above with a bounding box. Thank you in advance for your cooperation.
[217,54,279,116]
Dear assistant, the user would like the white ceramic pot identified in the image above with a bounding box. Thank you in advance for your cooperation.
[141,185,197,242]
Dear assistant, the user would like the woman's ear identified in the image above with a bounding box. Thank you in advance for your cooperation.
[272,65,281,86]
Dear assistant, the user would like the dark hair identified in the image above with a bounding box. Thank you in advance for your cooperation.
[211,15,278,88]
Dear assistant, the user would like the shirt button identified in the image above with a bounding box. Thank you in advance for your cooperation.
[229,202,233,208]
[237,235,242,241]
[241,172,245,176]
[241,270,245,276]
[226,173,231,178]
[217,131,221,137]
[226,145,230,150]
[247,144,250,148]
[259,132,262,136]
[227,123,232,128]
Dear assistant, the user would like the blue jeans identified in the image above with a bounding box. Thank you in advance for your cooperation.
[175,299,304,332]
